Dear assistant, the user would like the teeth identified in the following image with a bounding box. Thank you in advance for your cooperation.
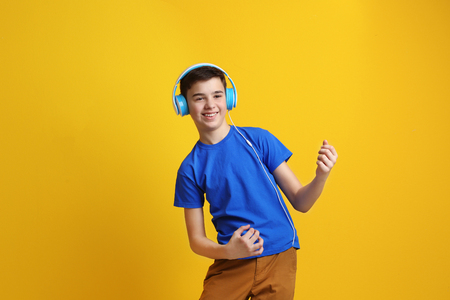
[204,113,217,117]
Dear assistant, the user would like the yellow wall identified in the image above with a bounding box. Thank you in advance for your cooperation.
[1,0,449,299]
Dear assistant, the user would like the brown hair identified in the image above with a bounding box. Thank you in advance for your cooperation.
[180,66,227,99]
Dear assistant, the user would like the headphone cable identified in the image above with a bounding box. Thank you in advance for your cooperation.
[227,111,296,246]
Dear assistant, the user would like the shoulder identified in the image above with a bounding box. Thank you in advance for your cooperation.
[236,126,280,145]
[177,143,201,174]
[237,126,273,139]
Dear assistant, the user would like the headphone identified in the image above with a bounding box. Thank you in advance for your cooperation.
[172,63,238,116]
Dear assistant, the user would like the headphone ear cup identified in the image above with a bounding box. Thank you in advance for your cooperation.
[226,88,236,111]
[175,95,189,116]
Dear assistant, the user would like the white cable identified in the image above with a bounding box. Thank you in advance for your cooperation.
[227,111,296,245]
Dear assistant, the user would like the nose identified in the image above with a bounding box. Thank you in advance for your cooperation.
[205,96,216,109]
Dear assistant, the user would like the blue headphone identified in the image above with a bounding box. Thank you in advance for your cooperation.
[172,63,238,116]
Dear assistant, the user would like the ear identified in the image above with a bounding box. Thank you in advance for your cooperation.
[175,95,190,116]
[226,88,236,111]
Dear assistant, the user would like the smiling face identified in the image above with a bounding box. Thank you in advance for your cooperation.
[186,77,230,143]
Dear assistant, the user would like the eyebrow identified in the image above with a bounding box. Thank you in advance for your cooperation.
[192,90,224,97]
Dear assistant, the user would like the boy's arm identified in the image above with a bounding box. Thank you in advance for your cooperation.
[273,140,338,213]
[184,208,264,259]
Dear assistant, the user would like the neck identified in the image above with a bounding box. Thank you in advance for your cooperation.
[198,124,231,145]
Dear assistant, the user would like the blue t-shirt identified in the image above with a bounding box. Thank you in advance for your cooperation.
[174,126,300,258]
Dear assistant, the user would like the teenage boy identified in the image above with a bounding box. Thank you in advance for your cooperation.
[173,64,338,300]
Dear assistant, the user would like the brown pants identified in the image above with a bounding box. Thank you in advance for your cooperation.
[199,247,297,300]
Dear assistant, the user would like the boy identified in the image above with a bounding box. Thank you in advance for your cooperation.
[173,64,337,300]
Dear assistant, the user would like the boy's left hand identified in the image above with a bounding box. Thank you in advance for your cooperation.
[316,140,338,177]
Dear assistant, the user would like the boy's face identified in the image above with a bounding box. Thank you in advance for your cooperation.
[186,77,228,135]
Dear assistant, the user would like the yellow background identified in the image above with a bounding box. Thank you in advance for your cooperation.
[1,0,449,299]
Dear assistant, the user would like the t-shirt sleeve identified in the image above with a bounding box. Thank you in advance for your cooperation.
[259,129,293,173]
[174,172,205,208]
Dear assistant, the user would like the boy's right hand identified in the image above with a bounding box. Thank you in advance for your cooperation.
[225,225,264,259]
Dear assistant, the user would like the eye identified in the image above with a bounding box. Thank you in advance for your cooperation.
[195,97,204,101]
[214,94,223,99]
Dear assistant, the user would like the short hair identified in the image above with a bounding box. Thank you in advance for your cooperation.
[180,66,227,99]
